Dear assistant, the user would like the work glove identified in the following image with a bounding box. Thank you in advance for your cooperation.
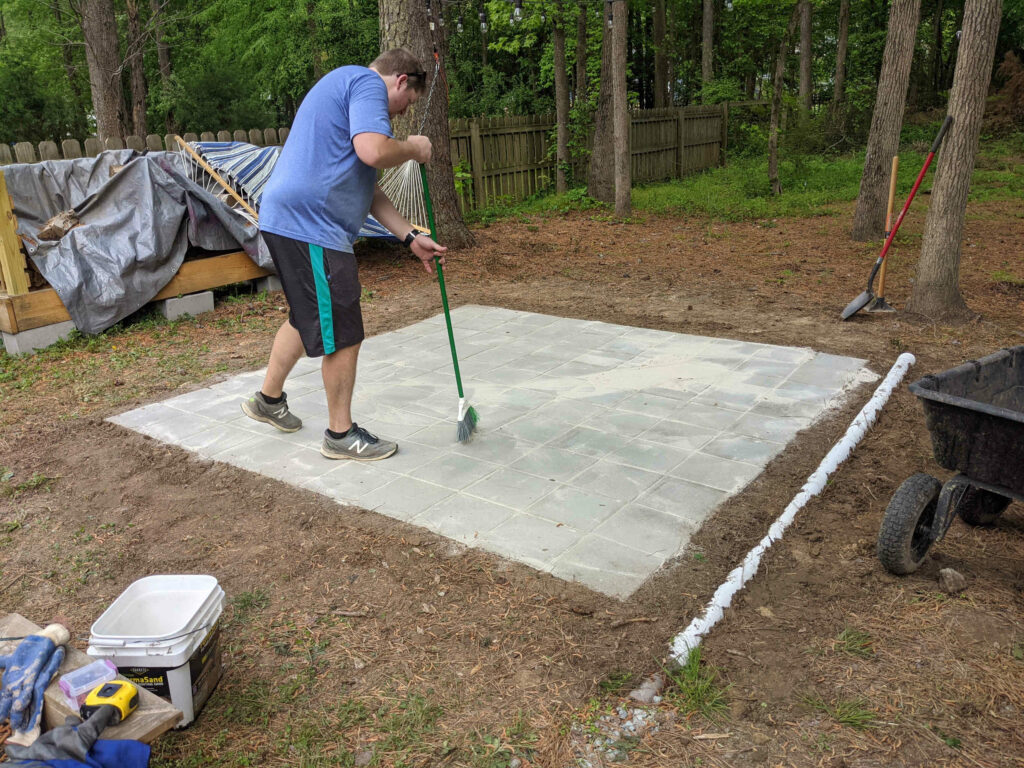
[5,708,150,768]
[0,624,71,747]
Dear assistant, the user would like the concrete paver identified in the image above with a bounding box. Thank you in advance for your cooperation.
[109,305,870,598]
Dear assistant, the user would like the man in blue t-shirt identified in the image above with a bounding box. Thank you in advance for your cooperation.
[243,48,447,461]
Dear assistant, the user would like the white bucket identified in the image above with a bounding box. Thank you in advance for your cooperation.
[87,575,225,727]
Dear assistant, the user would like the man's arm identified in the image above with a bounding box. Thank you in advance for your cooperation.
[369,185,447,274]
[353,132,432,169]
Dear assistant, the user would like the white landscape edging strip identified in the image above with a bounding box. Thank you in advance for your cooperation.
[669,352,917,662]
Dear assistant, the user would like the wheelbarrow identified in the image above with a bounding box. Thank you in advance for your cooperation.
[877,346,1024,574]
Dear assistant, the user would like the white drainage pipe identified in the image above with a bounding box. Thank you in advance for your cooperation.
[669,352,916,662]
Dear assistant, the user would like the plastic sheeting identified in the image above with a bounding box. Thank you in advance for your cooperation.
[4,151,271,335]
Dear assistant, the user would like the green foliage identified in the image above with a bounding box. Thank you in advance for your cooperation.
[699,77,744,105]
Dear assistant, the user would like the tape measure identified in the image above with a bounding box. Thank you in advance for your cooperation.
[80,680,139,724]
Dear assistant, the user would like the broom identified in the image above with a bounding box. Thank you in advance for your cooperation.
[420,163,478,442]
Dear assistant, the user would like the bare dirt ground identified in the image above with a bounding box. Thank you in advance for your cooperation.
[1,195,1022,767]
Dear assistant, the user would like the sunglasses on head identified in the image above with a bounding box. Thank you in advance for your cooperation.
[404,71,427,80]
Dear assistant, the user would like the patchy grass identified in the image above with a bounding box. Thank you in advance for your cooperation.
[0,468,55,498]
[991,268,1024,285]
[663,648,729,719]
[804,695,878,730]
[835,628,875,659]
[597,670,635,695]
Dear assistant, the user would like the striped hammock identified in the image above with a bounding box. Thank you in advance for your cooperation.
[180,141,411,239]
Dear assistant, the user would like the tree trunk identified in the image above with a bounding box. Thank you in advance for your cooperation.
[149,0,174,133]
[575,1,588,106]
[52,0,88,137]
[851,0,921,241]
[612,0,630,216]
[799,0,812,116]
[124,0,147,136]
[588,16,615,203]
[906,0,1002,322]
[553,6,570,194]
[306,1,323,81]
[931,0,943,99]
[379,0,474,248]
[830,0,850,128]
[79,0,126,141]
[654,0,668,107]
[769,5,800,197]
[701,0,713,90]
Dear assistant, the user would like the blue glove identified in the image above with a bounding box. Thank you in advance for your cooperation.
[0,624,70,739]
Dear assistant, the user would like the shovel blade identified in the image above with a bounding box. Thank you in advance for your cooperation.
[840,291,873,320]
[864,296,896,313]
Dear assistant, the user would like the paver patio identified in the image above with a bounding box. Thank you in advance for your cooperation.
[110,305,870,597]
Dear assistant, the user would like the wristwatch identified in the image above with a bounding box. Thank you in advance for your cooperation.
[403,228,425,248]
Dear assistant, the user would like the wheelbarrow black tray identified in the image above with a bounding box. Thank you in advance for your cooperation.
[908,346,1024,495]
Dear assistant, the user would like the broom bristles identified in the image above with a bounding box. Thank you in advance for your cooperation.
[456,405,478,443]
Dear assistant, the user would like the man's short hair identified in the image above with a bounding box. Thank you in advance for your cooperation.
[370,48,428,93]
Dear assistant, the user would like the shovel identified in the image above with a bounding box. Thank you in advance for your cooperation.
[864,155,899,313]
[841,115,952,321]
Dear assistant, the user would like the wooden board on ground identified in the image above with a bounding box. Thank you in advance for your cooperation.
[0,250,271,334]
[0,613,182,743]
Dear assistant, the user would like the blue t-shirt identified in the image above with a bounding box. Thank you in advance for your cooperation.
[260,66,393,252]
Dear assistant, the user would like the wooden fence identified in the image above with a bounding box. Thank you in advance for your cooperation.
[1,104,731,213]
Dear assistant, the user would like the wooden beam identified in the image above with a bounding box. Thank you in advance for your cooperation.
[0,251,270,334]
[153,250,270,300]
[0,170,30,296]
[0,613,182,743]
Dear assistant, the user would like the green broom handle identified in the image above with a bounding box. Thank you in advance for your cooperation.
[420,163,466,399]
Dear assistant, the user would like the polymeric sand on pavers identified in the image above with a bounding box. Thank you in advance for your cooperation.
[110,306,873,597]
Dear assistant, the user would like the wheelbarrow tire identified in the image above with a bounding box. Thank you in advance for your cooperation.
[877,473,943,575]
[956,486,1012,527]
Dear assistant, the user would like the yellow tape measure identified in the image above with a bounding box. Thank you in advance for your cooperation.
[80,680,139,724]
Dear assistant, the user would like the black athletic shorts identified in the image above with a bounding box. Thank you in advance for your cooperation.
[261,231,364,357]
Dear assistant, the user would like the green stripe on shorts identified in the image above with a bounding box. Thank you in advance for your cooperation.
[308,243,335,355]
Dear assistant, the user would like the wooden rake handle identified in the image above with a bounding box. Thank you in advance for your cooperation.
[174,135,259,221]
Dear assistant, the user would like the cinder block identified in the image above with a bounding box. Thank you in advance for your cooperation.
[255,275,282,293]
[160,291,215,321]
[2,321,76,355]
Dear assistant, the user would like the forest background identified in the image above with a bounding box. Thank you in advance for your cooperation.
[2,0,1022,160]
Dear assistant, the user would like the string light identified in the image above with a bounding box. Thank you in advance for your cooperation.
[457,14,464,32]
[425,0,435,31]
[479,9,487,33]
[513,0,523,22]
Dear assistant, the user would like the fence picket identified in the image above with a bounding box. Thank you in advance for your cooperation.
[38,141,60,161]
[126,135,145,151]
[0,144,12,165]
[14,143,36,163]
[146,134,164,151]
[62,140,83,159]
[217,130,232,142]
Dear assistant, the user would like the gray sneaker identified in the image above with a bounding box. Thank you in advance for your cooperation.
[321,423,397,461]
[241,391,302,432]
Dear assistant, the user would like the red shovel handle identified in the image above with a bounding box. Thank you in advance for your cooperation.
[877,115,953,263]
